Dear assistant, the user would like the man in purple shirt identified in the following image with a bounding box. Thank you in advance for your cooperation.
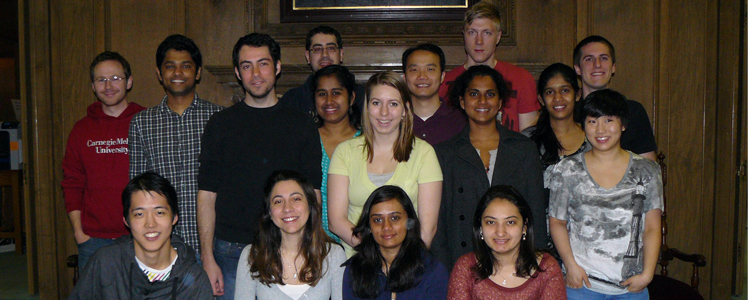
[402,43,466,145]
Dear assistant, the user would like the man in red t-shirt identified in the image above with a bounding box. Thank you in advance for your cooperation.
[438,2,539,132]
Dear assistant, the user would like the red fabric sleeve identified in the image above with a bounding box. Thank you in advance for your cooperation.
[61,125,86,213]
[514,69,541,114]
[447,253,475,300]
[539,254,568,300]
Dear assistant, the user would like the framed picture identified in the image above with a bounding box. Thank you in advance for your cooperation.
[281,0,477,23]
[253,0,515,46]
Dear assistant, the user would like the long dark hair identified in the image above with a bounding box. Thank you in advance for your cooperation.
[530,63,580,166]
[248,170,334,286]
[472,185,541,280]
[348,185,426,298]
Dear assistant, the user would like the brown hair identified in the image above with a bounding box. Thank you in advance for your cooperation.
[464,2,502,33]
[362,71,415,163]
[248,170,334,286]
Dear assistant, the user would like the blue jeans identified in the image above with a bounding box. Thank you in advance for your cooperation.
[213,238,247,300]
[567,286,649,300]
[77,237,116,271]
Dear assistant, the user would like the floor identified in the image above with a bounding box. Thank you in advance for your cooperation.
[0,242,38,300]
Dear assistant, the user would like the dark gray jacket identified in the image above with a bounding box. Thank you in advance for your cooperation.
[69,235,212,300]
[432,123,547,270]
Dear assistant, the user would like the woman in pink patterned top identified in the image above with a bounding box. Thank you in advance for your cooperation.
[447,185,566,300]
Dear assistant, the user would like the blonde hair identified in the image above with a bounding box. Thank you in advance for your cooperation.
[362,71,415,163]
[464,1,502,33]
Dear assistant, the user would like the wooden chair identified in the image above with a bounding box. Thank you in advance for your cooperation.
[648,152,707,300]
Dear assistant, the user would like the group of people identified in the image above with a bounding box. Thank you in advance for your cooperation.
[61,1,663,299]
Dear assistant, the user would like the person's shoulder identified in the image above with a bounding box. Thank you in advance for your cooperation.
[625,99,646,111]
[434,126,468,150]
[195,97,225,111]
[445,65,466,78]
[89,239,130,265]
[413,137,435,152]
[276,103,312,119]
[553,152,584,170]
[494,61,534,78]
[501,125,535,147]
[538,253,559,268]
[327,243,347,263]
[630,152,660,172]
[341,135,365,148]
[454,252,477,267]
[328,243,345,256]
[132,104,161,120]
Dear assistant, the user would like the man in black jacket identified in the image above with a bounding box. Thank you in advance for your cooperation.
[69,172,212,299]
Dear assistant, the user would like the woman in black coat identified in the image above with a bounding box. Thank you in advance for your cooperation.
[431,65,546,270]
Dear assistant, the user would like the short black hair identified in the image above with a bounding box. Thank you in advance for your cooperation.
[90,51,131,82]
[122,172,179,223]
[449,65,509,109]
[232,33,281,70]
[401,43,446,73]
[573,35,616,67]
[577,89,629,127]
[156,34,202,69]
[305,25,343,50]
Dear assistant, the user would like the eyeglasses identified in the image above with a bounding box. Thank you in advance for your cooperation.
[94,76,126,85]
[310,45,339,55]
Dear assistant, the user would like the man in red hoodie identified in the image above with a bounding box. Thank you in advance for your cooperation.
[62,51,146,269]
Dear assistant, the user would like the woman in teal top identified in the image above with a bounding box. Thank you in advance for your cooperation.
[313,65,361,242]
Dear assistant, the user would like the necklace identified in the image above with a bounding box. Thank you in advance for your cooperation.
[495,271,516,285]
[282,255,299,280]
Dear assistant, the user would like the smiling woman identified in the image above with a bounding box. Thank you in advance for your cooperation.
[446,185,566,299]
[235,170,346,300]
[327,71,443,258]
[432,65,547,271]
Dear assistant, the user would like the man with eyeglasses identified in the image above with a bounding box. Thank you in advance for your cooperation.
[62,51,146,270]
[282,25,365,116]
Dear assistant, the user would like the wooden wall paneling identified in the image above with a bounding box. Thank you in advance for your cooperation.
[662,0,716,297]
[22,0,61,297]
[575,0,590,42]
[711,0,743,297]
[17,0,37,295]
[502,0,575,65]
[53,0,103,297]
[187,0,248,106]
[108,1,186,108]
[589,0,657,114]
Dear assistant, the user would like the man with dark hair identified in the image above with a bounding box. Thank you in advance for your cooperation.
[437,1,540,132]
[69,172,213,299]
[282,25,365,115]
[197,33,322,299]
[63,51,146,270]
[573,35,657,160]
[402,43,466,145]
[129,34,223,258]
